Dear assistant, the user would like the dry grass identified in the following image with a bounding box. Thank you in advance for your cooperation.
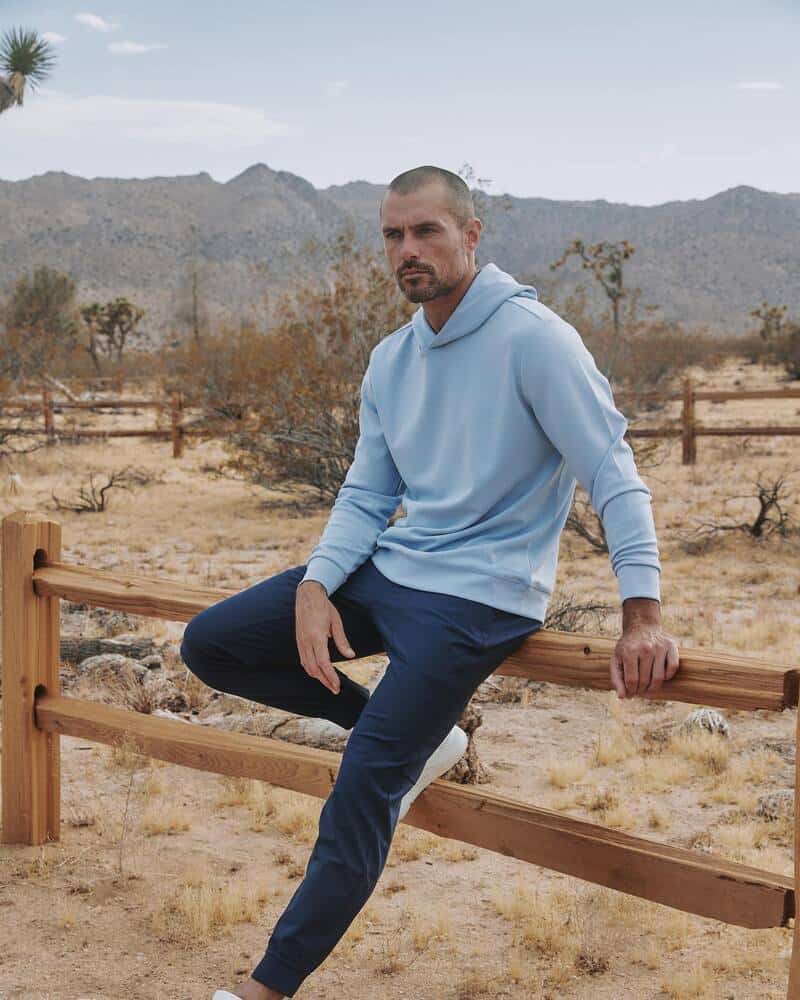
[660,964,714,998]
[212,776,318,840]
[150,868,276,944]
[669,729,731,775]
[593,721,637,766]
[3,359,800,998]
[545,757,589,788]
[409,906,452,950]
[140,802,192,836]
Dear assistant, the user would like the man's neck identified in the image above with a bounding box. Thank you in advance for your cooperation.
[423,265,480,333]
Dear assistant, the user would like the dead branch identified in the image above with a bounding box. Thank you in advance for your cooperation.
[50,465,151,513]
[681,470,798,548]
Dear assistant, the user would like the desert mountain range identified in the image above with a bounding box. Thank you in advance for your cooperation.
[1,163,797,339]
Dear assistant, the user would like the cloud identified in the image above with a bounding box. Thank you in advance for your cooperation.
[2,92,295,146]
[108,41,168,55]
[42,32,67,44]
[735,81,784,91]
[74,13,119,32]
[325,80,348,98]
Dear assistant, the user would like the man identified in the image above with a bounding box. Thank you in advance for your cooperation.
[183,164,680,1000]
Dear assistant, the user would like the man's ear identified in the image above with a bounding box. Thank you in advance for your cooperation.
[465,217,482,252]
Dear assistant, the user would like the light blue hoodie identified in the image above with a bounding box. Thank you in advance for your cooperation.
[299,262,661,622]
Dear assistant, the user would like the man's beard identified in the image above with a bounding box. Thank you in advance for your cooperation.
[396,266,462,303]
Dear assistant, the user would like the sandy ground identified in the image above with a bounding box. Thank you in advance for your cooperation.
[1,357,799,999]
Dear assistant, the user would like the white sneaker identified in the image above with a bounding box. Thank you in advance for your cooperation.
[397,724,468,821]
[212,992,242,999]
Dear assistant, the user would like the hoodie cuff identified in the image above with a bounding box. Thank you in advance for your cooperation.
[617,564,661,604]
[299,556,346,597]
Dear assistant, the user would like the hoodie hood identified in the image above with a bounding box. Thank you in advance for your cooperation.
[411,261,537,353]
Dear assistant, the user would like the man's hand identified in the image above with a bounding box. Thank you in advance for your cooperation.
[295,580,356,695]
[610,597,680,699]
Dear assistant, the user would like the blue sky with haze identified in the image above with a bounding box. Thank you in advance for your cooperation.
[1,1,797,204]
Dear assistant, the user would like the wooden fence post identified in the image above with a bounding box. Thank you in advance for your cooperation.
[170,391,184,459]
[1,512,62,845]
[42,388,55,443]
[682,378,697,466]
[788,707,800,998]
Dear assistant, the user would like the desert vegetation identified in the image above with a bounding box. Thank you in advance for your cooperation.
[1,226,799,998]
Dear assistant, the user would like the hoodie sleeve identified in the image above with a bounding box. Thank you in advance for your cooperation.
[519,313,661,604]
[299,363,404,597]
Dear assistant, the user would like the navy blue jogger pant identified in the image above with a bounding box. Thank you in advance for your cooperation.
[179,555,542,996]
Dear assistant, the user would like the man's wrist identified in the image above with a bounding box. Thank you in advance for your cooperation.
[622,596,661,630]
[297,579,329,597]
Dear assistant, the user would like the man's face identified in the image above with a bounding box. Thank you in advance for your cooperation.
[380,181,480,303]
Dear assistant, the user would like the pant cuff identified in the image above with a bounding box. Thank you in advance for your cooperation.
[252,949,305,997]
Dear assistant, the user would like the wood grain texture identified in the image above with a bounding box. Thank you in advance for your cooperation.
[1,512,62,845]
[497,631,799,712]
[789,707,800,999]
[35,692,794,929]
[31,561,800,710]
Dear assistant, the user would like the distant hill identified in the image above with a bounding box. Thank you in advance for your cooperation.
[1,163,797,340]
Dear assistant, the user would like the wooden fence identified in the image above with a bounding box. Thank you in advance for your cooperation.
[2,510,799,994]
[0,390,188,458]
[620,379,800,465]
[3,377,800,465]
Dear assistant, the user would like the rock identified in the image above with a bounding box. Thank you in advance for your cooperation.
[97,633,156,659]
[87,607,142,634]
[681,708,730,738]
[195,685,487,784]
[473,675,546,704]
[208,710,350,752]
[756,790,793,822]
[142,673,190,712]
[74,653,149,687]
[196,692,255,718]
[61,633,157,664]
[140,654,163,670]
[61,636,105,663]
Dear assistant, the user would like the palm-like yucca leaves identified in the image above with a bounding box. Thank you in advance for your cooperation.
[0,26,57,112]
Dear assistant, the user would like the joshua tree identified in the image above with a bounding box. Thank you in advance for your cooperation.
[550,238,635,380]
[750,300,787,342]
[0,26,57,113]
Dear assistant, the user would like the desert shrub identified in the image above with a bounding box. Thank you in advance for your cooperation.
[772,322,800,380]
[219,230,414,502]
[540,280,720,395]
[0,265,86,381]
[160,321,274,422]
[616,320,722,390]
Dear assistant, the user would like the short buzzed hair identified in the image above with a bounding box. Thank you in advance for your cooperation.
[381,165,475,228]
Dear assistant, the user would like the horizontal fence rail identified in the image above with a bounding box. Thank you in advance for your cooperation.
[31,560,800,711]
[2,510,799,997]
[34,691,794,928]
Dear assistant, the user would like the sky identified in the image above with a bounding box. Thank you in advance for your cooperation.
[0,1,798,205]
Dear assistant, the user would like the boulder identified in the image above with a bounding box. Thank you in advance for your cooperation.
[681,708,730,738]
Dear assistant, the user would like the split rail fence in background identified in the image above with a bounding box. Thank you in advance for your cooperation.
[619,379,800,465]
[2,511,800,994]
[0,390,189,458]
[1,377,800,464]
